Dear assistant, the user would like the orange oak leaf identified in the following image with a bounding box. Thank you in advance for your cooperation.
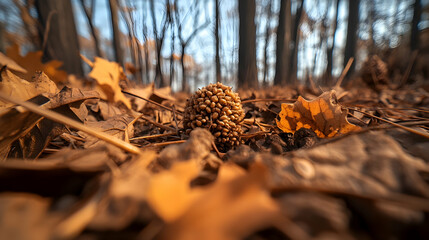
[88,57,131,109]
[276,90,360,138]
[6,44,67,83]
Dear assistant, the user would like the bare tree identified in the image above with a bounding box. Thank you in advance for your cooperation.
[214,0,221,83]
[121,0,144,83]
[169,18,176,87]
[12,0,40,50]
[288,0,304,83]
[325,0,340,83]
[274,0,291,86]
[262,0,273,86]
[174,0,210,92]
[343,0,360,77]
[109,0,123,65]
[79,0,104,58]
[141,0,150,83]
[237,0,258,88]
[35,0,83,76]
[150,0,172,87]
[410,0,421,50]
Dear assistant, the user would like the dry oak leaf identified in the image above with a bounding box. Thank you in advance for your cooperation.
[0,70,58,109]
[88,57,131,109]
[276,90,360,138]
[6,44,67,83]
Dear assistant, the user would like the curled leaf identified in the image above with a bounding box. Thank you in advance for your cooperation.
[276,90,360,138]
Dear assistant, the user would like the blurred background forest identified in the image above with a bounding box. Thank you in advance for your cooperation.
[0,0,428,92]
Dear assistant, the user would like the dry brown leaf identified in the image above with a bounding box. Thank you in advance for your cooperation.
[0,52,27,73]
[126,83,154,111]
[6,44,67,83]
[88,57,131,109]
[160,162,285,240]
[0,193,57,240]
[276,90,360,138]
[0,69,59,109]
[146,160,202,222]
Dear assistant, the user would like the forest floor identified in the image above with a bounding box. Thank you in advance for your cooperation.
[0,53,429,240]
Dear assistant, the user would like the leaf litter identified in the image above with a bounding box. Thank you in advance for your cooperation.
[0,51,429,239]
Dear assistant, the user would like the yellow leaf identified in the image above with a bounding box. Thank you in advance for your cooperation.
[146,160,202,222]
[88,57,131,109]
[276,90,360,138]
[5,44,67,83]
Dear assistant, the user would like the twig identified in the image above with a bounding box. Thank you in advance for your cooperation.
[122,90,184,115]
[130,132,177,141]
[142,140,186,148]
[0,92,142,155]
[42,10,57,52]
[171,104,180,135]
[335,57,354,88]
[241,98,296,104]
[350,108,429,139]
[211,142,225,159]
[140,115,176,132]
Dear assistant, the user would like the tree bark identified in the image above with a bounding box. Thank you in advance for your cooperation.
[410,0,421,50]
[109,0,123,65]
[262,0,272,86]
[343,0,360,77]
[215,0,221,83]
[238,0,258,89]
[150,0,171,87]
[325,0,340,83]
[35,0,83,76]
[274,0,291,86]
[288,0,304,84]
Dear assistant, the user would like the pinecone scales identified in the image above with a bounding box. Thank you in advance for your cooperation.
[184,82,245,150]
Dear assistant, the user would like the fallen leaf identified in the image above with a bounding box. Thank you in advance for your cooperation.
[88,57,131,108]
[146,160,202,222]
[0,193,56,240]
[126,83,154,111]
[0,70,58,109]
[0,52,27,73]
[6,44,67,83]
[159,162,287,240]
[276,90,360,138]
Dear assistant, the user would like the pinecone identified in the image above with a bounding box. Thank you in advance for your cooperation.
[184,82,245,151]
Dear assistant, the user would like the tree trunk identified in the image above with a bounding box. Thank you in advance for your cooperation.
[155,42,165,87]
[109,0,123,65]
[343,0,360,78]
[410,0,421,50]
[180,45,188,92]
[262,0,272,86]
[35,0,83,76]
[325,0,339,84]
[288,0,304,84]
[170,28,175,87]
[215,0,221,83]
[274,0,291,86]
[80,0,103,58]
[238,0,258,89]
